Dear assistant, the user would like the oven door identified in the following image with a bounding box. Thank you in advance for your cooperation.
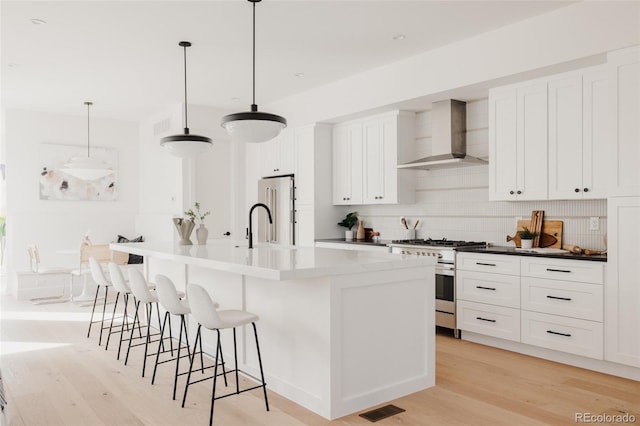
[435,263,456,330]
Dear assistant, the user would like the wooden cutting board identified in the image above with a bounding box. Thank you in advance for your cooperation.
[507,220,563,249]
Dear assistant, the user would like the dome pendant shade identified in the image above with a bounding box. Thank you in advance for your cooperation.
[221,0,287,143]
[221,104,287,144]
[161,130,212,157]
[161,41,212,157]
[60,101,114,181]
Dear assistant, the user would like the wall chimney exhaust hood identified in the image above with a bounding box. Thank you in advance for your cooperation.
[397,99,487,170]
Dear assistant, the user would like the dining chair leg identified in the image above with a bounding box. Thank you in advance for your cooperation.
[171,314,186,400]
[216,334,228,386]
[151,311,170,385]
[125,300,141,366]
[98,285,110,346]
[182,324,201,408]
[209,329,222,426]
[105,291,121,350]
[141,303,153,377]
[233,328,240,395]
[87,284,101,338]
[253,322,269,411]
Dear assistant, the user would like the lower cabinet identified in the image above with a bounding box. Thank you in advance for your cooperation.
[456,252,605,361]
[457,300,520,341]
[521,310,603,359]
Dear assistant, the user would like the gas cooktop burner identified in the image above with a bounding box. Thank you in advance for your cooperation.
[390,238,486,248]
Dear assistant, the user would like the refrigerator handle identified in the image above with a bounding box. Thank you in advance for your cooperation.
[271,188,277,243]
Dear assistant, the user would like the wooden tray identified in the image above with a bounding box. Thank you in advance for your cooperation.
[507,220,563,249]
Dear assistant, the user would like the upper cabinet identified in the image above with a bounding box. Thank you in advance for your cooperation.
[489,81,548,201]
[332,111,415,205]
[489,65,610,201]
[332,122,363,205]
[608,46,640,197]
[548,66,608,200]
[259,130,296,177]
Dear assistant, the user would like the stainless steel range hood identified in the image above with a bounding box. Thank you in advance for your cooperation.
[397,99,487,170]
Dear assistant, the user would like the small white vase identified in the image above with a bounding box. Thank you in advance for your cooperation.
[521,239,533,249]
[196,224,208,245]
[345,230,354,240]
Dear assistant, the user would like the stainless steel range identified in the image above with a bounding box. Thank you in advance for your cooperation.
[389,238,487,338]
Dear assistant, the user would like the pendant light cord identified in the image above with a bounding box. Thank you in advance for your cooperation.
[182,42,189,133]
[252,0,256,108]
[85,101,92,158]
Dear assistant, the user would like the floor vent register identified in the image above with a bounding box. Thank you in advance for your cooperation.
[359,404,406,422]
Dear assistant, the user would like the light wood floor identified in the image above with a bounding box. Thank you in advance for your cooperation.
[1,296,638,426]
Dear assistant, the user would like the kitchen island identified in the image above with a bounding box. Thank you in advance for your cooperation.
[110,240,436,420]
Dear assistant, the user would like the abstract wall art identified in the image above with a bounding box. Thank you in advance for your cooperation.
[39,143,118,201]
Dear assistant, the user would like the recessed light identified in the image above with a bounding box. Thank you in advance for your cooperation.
[294,73,305,78]
[392,34,406,41]
[30,18,47,25]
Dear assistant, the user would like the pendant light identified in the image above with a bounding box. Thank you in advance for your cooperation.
[221,0,287,143]
[60,102,113,181]
[161,41,212,157]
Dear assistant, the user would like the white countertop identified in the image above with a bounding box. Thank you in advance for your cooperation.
[110,239,435,281]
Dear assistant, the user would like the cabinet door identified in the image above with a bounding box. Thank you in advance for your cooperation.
[582,66,608,199]
[608,46,640,196]
[489,87,518,201]
[362,119,384,204]
[259,138,280,177]
[516,81,548,200]
[332,123,362,205]
[278,130,296,175]
[605,197,640,368]
[548,73,583,200]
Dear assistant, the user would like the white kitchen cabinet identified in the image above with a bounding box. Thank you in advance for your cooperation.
[260,129,296,177]
[608,46,640,197]
[332,122,363,205]
[333,111,414,205]
[489,80,548,201]
[520,256,604,360]
[548,66,608,200]
[605,197,640,368]
[456,252,521,342]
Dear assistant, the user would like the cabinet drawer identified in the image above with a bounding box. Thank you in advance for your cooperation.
[521,277,603,321]
[457,300,520,342]
[456,253,520,275]
[521,311,603,359]
[457,270,520,308]
[520,257,604,284]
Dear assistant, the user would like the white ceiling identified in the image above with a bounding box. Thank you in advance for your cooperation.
[1,1,575,122]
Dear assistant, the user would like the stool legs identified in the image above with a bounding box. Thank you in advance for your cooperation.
[86,284,101,338]
[252,322,269,412]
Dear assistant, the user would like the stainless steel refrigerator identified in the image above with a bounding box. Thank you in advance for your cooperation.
[257,175,295,246]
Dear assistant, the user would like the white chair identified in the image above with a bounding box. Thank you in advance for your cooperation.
[151,274,205,400]
[181,283,268,426]
[87,257,114,346]
[26,244,74,304]
[125,269,164,377]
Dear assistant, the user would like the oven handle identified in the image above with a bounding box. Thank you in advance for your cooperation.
[436,264,455,276]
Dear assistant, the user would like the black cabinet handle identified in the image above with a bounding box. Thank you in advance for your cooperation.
[476,286,497,291]
[476,262,497,267]
[476,317,496,323]
[546,295,572,301]
[575,188,580,193]
[583,188,589,192]
[546,268,571,273]
[517,190,522,194]
[509,190,515,195]
[546,330,571,337]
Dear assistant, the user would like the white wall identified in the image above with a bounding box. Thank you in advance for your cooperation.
[3,108,140,280]
[266,1,640,126]
[136,103,234,243]
[355,100,608,250]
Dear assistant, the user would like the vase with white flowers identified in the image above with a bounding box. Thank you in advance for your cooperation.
[185,202,211,245]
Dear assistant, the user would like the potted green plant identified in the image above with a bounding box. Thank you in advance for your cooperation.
[518,227,539,249]
[337,211,358,240]
[185,202,211,245]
